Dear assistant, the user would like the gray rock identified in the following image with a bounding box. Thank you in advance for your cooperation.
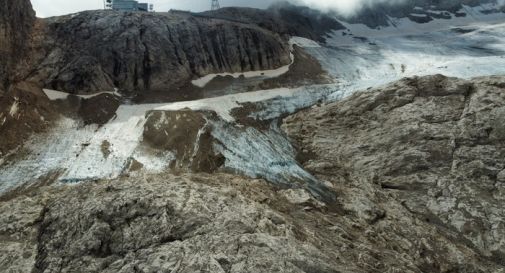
[201,4,345,42]
[283,74,505,270]
[0,0,35,90]
[27,10,291,94]
[2,76,505,272]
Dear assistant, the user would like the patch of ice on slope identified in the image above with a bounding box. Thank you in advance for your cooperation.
[0,84,337,193]
[211,120,335,201]
[43,89,121,101]
[0,118,98,192]
[302,19,505,92]
[59,105,152,182]
[335,5,505,41]
[191,52,294,88]
[290,37,321,48]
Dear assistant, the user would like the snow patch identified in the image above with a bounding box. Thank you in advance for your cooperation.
[334,7,505,42]
[3,10,505,197]
[0,83,335,193]
[191,37,313,88]
[410,13,428,17]
[132,149,175,172]
[9,100,19,117]
[191,53,294,88]
[0,113,5,127]
[290,36,321,48]
[154,86,307,122]
[43,89,122,101]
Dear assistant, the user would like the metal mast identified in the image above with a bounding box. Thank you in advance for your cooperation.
[211,0,220,10]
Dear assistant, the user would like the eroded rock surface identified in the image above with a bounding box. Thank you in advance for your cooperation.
[0,0,35,90]
[283,74,505,270]
[0,82,56,157]
[142,110,224,172]
[28,10,291,94]
[2,75,505,273]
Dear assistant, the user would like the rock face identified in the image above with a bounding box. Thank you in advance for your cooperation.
[0,82,56,157]
[0,0,58,156]
[27,10,291,94]
[0,0,35,90]
[201,3,345,42]
[2,75,505,273]
[283,74,505,271]
[0,173,348,273]
[142,110,224,172]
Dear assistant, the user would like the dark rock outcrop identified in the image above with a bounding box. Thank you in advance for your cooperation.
[0,0,57,157]
[0,82,56,156]
[141,110,224,172]
[200,3,345,42]
[0,0,36,90]
[27,10,291,94]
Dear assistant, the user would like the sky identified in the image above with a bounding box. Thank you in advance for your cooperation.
[32,0,407,18]
[35,0,497,18]
[31,0,277,17]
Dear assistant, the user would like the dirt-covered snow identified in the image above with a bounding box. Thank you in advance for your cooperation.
[2,9,505,195]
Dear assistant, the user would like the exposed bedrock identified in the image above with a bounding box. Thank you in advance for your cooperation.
[142,110,224,172]
[27,10,292,94]
[200,3,345,42]
[0,0,61,156]
[2,75,505,272]
[0,0,36,90]
[0,82,57,157]
[283,74,505,269]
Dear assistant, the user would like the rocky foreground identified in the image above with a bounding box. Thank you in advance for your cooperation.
[1,75,504,273]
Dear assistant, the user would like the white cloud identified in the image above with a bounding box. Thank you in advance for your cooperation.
[31,0,103,17]
[290,0,405,16]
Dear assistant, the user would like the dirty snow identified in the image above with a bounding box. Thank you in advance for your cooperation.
[2,8,505,195]
[0,83,336,193]
[290,36,321,48]
[191,52,294,88]
[43,89,122,101]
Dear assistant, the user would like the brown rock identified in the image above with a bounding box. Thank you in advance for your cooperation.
[283,74,505,270]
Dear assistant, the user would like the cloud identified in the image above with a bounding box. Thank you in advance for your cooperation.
[31,0,103,17]
[33,0,455,18]
[289,0,405,16]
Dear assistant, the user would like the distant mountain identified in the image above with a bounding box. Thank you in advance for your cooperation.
[345,0,504,27]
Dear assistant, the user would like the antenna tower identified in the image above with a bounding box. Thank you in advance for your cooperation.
[211,0,220,10]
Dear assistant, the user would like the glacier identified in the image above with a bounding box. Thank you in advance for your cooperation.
[2,9,505,196]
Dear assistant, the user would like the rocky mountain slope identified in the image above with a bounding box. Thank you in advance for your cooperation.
[0,0,56,157]
[283,74,505,271]
[200,3,345,42]
[28,11,292,94]
[2,75,505,272]
[0,0,337,156]
[0,0,35,91]
[1,0,505,272]
[1,0,343,96]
